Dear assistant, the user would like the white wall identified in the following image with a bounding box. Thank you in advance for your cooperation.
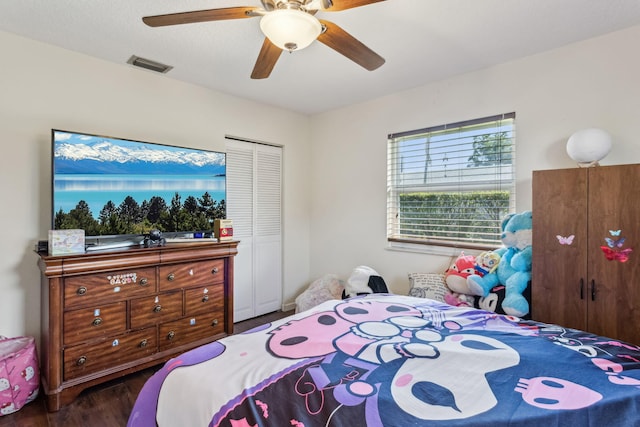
[0,30,312,339]
[4,23,640,341]
[308,25,640,295]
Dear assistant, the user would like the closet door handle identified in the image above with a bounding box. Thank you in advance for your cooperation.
[591,280,596,301]
[579,278,584,300]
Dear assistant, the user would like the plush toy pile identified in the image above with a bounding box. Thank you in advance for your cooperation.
[296,212,533,318]
[443,211,532,318]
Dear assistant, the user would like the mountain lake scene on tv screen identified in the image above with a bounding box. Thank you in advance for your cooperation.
[53,131,226,235]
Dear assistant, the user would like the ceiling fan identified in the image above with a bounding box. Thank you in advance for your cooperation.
[142,0,386,79]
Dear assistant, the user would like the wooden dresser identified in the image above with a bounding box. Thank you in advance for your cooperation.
[37,241,238,411]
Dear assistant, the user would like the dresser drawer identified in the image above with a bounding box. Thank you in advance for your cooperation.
[185,284,224,316]
[63,302,127,346]
[159,260,224,291]
[130,291,183,329]
[64,267,156,308]
[158,312,225,352]
[63,328,157,381]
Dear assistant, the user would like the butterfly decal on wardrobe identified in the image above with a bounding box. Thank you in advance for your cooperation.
[556,235,575,245]
[601,229,632,263]
[601,247,633,263]
[605,237,626,248]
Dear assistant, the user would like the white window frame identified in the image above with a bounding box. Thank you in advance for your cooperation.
[387,113,516,250]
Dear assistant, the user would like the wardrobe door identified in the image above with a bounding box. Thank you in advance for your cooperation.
[587,164,640,344]
[532,168,588,330]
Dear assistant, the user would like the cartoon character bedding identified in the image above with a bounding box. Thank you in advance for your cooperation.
[128,294,640,426]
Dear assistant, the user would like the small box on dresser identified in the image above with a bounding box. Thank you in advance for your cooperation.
[37,240,238,412]
[214,219,233,241]
[48,229,85,255]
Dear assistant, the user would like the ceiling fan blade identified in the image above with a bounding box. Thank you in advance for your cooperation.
[251,38,283,79]
[317,20,384,71]
[143,7,259,27]
[325,0,386,11]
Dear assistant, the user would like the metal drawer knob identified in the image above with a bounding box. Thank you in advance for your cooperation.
[76,356,87,366]
[77,286,87,295]
[139,278,148,286]
[211,267,219,274]
[202,295,209,303]
[167,331,175,340]
[167,273,175,282]
[139,339,148,348]
[153,305,162,313]
[212,319,219,327]
[92,317,103,326]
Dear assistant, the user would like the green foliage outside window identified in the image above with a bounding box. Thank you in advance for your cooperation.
[467,131,512,167]
[398,191,510,244]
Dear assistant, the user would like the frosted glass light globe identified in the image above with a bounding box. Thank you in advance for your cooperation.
[260,9,322,51]
[566,128,612,166]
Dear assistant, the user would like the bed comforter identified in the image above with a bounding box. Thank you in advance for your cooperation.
[128,294,640,426]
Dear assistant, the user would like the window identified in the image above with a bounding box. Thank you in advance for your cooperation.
[387,113,515,249]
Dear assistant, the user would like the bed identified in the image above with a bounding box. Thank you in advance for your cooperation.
[128,294,640,426]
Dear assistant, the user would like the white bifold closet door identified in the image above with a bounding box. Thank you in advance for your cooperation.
[226,138,282,322]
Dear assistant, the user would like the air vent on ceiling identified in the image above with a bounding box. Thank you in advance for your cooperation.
[127,55,173,74]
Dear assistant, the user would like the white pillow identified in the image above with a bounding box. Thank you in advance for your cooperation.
[407,273,448,302]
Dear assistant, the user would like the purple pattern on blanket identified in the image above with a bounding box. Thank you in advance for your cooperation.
[129,295,640,427]
[127,328,269,427]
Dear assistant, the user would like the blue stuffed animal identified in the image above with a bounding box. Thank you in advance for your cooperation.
[467,211,532,317]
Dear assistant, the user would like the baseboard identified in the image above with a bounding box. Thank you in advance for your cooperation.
[282,302,296,312]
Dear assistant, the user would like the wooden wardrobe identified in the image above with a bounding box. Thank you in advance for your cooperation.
[532,164,640,345]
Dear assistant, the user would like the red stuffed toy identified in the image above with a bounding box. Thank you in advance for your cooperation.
[444,252,478,296]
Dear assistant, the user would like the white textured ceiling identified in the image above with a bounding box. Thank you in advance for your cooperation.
[2,0,640,115]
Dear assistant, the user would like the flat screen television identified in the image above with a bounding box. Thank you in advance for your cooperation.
[51,129,226,249]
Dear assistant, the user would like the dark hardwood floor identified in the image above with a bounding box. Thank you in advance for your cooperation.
[0,310,293,427]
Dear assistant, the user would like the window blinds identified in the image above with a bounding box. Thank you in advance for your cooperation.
[387,113,516,247]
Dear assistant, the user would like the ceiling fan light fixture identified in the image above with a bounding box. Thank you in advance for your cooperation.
[259,9,322,52]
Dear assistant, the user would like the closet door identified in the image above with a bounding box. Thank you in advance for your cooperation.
[532,168,588,330]
[254,147,283,316]
[587,164,640,344]
[226,141,255,321]
[226,139,282,322]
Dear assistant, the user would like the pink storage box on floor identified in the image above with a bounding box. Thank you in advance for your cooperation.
[0,336,40,416]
